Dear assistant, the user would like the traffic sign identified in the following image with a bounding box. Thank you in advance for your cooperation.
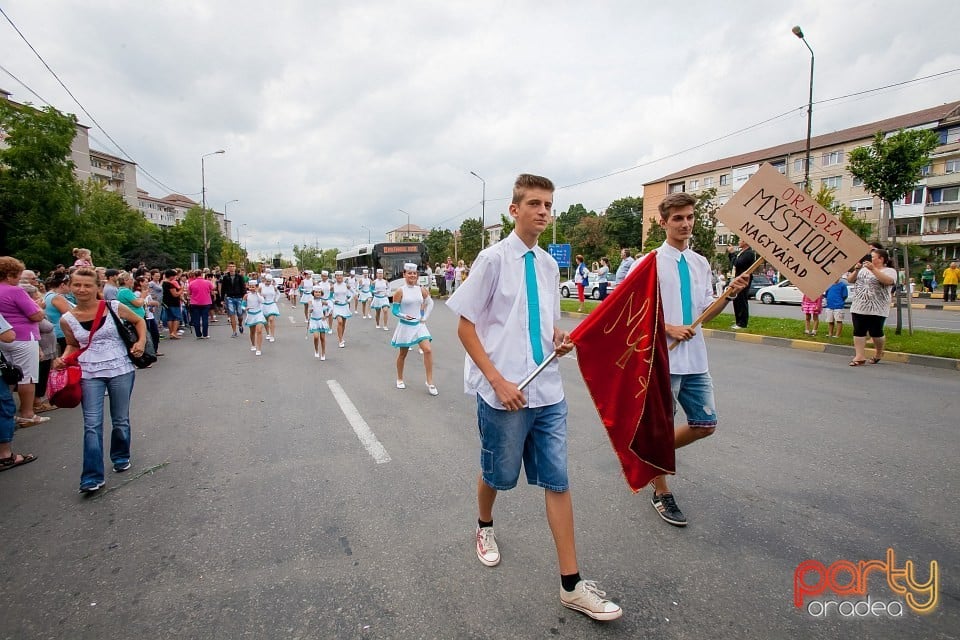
[548,243,571,268]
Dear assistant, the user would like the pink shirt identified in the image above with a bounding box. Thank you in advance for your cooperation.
[0,283,41,341]
[187,278,215,306]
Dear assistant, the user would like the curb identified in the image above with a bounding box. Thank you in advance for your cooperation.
[701,329,960,371]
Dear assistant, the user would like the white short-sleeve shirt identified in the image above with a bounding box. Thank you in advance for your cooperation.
[654,242,714,375]
[446,232,563,409]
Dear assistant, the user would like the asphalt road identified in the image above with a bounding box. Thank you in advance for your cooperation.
[1,300,957,639]
[746,299,960,333]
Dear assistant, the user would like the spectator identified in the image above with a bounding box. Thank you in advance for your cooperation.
[730,239,756,329]
[0,256,48,428]
[444,259,455,293]
[435,262,447,297]
[574,254,589,313]
[823,275,849,339]
[597,257,610,300]
[44,272,75,355]
[72,247,93,268]
[56,267,146,493]
[614,248,634,284]
[161,269,183,340]
[187,269,215,339]
[847,249,897,366]
[1,311,37,472]
[942,262,959,303]
[102,269,121,301]
[801,293,823,337]
[920,263,935,293]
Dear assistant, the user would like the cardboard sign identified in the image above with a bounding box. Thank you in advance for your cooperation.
[715,163,872,299]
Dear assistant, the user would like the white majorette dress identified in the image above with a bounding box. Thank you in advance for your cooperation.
[391,284,432,348]
[331,282,353,318]
[299,277,314,305]
[371,278,390,309]
[260,283,280,318]
[358,277,372,303]
[243,292,267,326]
[307,298,331,334]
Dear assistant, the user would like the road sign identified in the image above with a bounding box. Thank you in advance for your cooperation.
[548,243,571,268]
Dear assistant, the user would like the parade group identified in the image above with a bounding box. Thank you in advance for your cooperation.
[2,171,942,624]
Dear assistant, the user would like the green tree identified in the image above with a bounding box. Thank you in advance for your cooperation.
[458,218,484,263]
[690,189,719,265]
[565,216,608,262]
[556,204,594,237]
[603,196,643,249]
[642,217,665,253]
[72,181,157,269]
[0,99,79,267]
[424,228,453,266]
[812,185,873,241]
[499,212,515,239]
[847,129,939,243]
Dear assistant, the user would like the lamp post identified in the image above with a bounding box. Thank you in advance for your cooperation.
[201,149,226,269]
[792,26,814,192]
[398,209,410,241]
[361,225,371,244]
[470,171,486,248]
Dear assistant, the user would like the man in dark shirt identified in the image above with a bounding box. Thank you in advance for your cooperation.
[731,239,756,329]
[219,262,247,337]
[160,269,183,339]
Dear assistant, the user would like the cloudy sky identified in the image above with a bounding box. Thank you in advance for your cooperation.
[3,0,959,261]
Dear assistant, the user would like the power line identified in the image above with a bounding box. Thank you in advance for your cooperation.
[0,5,185,196]
[0,62,50,105]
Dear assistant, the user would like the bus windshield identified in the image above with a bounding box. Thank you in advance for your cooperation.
[336,243,429,285]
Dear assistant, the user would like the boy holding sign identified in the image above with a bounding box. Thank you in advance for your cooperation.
[646,192,751,526]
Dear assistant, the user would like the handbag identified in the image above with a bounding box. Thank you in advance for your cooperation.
[48,300,106,408]
[106,301,156,369]
[0,350,24,385]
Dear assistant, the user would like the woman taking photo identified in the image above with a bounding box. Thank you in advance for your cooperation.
[55,268,146,493]
[847,248,896,366]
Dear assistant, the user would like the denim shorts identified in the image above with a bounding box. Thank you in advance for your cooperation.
[162,305,182,323]
[670,372,718,427]
[225,297,244,317]
[476,396,569,492]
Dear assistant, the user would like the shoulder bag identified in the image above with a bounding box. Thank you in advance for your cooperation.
[48,300,106,408]
[106,301,156,369]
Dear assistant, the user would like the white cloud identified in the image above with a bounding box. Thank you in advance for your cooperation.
[3,0,959,261]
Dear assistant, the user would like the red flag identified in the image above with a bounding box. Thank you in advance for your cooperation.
[568,252,675,492]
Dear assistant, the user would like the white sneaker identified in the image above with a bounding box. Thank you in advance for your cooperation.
[375,324,381,329]
[426,383,438,396]
[384,325,391,331]
[320,354,326,361]
[339,341,345,348]
[396,380,405,389]
[255,350,261,356]
[476,526,500,567]
[560,580,623,621]
[250,346,256,351]
[315,352,320,359]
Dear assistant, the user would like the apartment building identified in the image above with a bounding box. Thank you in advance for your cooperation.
[642,100,960,260]
[136,190,232,239]
[386,223,429,242]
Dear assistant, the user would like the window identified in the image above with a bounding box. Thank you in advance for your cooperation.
[793,158,808,172]
[852,176,864,187]
[821,176,842,189]
[902,186,925,205]
[937,218,957,233]
[946,159,960,174]
[772,161,786,174]
[930,186,960,203]
[716,234,730,245]
[821,150,843,166]
[719,174,729,186]
[939,126,960,145]
[669,182,685,193]
[921,164,932,176]
[689,179,699,190]
[894,220,920,236]
[849,198,873,211]
[703,176,715,187]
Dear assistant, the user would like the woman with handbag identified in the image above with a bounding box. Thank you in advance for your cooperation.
[0,256,48,428]
[1,311,37,472]
[54,268,146,494]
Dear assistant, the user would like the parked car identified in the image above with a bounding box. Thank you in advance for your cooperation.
[559,273,618,300]
[746,274,776,299]
[755,280,804,305]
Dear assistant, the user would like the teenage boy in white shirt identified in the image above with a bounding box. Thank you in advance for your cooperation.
[648,192,750,527]
[447,173,622,622]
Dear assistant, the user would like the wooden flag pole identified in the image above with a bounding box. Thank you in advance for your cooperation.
[669,257,765,351]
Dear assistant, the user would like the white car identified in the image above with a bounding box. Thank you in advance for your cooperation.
[559,274,617,300]
[755,280,804,305]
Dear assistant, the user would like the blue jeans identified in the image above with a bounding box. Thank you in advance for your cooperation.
[80,371,135,487]
[0,382,15,445]
[190,304,210,337]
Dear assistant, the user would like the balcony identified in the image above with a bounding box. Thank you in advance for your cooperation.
[920,231,960,243]
[924,200,960,215]
[924,172,960,188]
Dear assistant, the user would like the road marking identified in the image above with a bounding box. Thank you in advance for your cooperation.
[326,380,391,464]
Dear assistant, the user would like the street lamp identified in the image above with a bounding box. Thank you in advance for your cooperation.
[201,149,225,269]
[470,171,486,248]
[792,26,814,192]
[398,209,410,241]
[361,225,371,244]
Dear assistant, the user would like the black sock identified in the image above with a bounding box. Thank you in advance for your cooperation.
[561,572,581,592]
[478,519,493,529]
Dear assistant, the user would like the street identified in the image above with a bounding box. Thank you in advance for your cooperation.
[747,298,960,333]
[0,301,957,639]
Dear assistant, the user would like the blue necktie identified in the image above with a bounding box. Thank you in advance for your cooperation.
[525,251,544,364]
[678,254,693,325]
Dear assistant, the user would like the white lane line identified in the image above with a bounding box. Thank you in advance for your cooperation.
[326,380,391,464]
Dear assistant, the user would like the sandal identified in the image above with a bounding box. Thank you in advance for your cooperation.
[0,453,38,472]
[848,360,867,367]
[33,402,58,413]
[15,415,50,428]
[868,357,882,364]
